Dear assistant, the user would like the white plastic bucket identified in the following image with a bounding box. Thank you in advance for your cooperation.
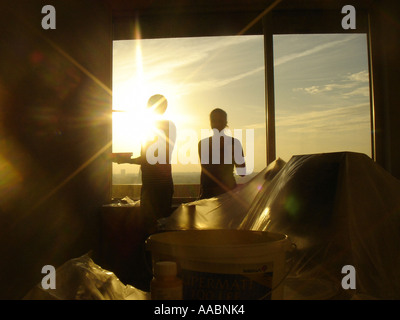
[146,230,292,300]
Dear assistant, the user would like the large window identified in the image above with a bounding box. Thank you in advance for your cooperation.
[273,34,372,162]
[112,35,266,193]
[111,9,375,200]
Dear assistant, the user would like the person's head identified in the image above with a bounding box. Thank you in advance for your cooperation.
[147,94,168,114]
[210,108,228,131]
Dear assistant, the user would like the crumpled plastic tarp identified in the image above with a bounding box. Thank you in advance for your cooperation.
[162,152,400,299]
[23,253,149,300]
[162,157,287,231]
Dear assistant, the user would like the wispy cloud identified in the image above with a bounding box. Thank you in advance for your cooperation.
[113,36,265,101]
[114,36,257,83]
[347,70,369,82]
[243,122,266,129]
[295,82,354,94]
[293,70,370,98]
[344,86,370,97]
[274,36,357,67]
[276,103,370,134]
[180,65,264,94]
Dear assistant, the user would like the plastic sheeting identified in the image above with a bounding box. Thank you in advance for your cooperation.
[23,253,149,300]
[162,152,400,299]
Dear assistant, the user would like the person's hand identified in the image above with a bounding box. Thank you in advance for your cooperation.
[111,153,132,164]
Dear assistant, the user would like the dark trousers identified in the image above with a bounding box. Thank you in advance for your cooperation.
[140,183,173,234]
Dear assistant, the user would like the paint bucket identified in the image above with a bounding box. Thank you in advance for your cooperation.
[145,230,292,300]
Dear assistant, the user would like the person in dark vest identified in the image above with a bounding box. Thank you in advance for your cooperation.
[198,108,246,199]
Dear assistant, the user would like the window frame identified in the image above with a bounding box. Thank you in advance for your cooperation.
[262,9,375,164]
[111,5,377,189]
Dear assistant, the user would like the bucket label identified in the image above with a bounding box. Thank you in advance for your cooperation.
[181,266,273,300]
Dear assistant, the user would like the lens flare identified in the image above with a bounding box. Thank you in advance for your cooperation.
[284,194,301,219]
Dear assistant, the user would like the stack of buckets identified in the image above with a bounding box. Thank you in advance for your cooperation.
[146,230,292,300]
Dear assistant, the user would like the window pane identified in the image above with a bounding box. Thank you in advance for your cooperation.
[273,34,372,162]
[112,35,265,190]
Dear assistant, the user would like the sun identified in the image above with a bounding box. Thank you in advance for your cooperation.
[112,38,187,160]
[112,84,181,158]
[112,102,159,157]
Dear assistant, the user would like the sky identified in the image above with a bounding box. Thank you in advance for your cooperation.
[273,34,371,161]
[112,33,371,176]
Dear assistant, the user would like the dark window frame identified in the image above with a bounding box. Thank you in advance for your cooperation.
[262,9,374,164]
[112,6,376,170]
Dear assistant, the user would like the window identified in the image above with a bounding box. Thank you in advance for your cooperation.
[112,35,266,198]
[273,33,372,162]
[111,8,375,200]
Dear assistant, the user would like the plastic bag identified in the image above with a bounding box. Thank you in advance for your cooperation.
[23,253,149,300]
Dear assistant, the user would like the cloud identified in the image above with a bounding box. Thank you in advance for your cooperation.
[113,35,265,99]
[114,36,258,83]
[274,36,357,67]
[276,103,371,134]
[180,65,264,94]
[294,70,370,97]
[243,122,266,129]
[296,82,354,95]
[347,70,369,82]
[343,86,370,98]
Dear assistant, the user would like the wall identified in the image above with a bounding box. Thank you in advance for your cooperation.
[369,0,400,179]
[0,0,112,299]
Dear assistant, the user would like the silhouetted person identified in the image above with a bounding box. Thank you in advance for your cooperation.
[198,108,246,199]
[114,94,176,234]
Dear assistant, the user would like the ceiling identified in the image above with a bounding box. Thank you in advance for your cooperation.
[105,0,375,17]
[108,0,374,40]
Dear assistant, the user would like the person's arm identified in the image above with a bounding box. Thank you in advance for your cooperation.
[127,156,143,165]
[112,154,143,165]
